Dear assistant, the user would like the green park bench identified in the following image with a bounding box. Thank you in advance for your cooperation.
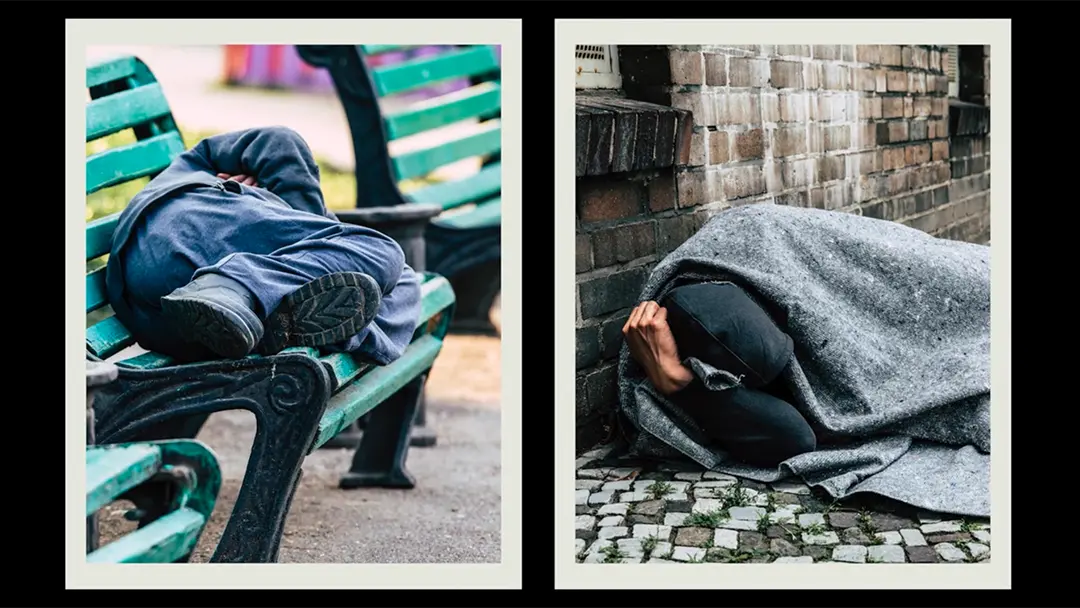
[297,44,500,450]
[85,54,456,563]
[86,360,222,563]
[296,44,502,335]
[86,440,222,563]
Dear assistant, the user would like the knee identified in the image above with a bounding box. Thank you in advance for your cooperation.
[784,422,817,458]
[740,428,815,469]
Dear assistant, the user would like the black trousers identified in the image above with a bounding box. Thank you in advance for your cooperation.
[663,282,817,468]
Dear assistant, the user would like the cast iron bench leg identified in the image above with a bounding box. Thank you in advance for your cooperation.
[338,374,426,489]
[92,354,331,563]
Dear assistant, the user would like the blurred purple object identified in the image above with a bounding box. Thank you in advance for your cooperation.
[227,45,498,101]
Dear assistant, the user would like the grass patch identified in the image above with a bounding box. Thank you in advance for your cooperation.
[802,522,827,536]
[764,492,778,513]
[640,535,659,559]
[756,513,771,533]
[684,509,729,528]
[713,484,753,507]
[599,544,627,564]
[778,522,802,543]
[645,480,674,500]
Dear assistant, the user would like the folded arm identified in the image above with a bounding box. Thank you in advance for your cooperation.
[158,126,332,218]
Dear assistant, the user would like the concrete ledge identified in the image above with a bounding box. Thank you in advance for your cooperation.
[576,95,693,177]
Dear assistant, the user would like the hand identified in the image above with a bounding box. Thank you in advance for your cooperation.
[623,301,694,396]
[217,173,258,188]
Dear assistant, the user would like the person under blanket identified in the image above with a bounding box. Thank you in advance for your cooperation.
[622,281,817,468]
[105,126,421,364]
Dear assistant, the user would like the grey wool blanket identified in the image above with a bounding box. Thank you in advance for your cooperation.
[618,203,990,517]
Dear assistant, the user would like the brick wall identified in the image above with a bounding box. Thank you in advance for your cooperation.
[574,44,990,453]
[574,93,695,451]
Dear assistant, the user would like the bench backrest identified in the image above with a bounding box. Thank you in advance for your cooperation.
[86,55,185,360]
[359,45,501,227]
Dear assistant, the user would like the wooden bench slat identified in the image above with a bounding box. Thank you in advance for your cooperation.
[319,352,372,390]
[433,197,501,231]
[360,44,417,55]
[372,45,499,97]
[87,131,185,194]
[279,346,320,357]
[86,444,162,515]
[384,81,501,140]
[86,83,173,141]
[86,55,138,89]
[87,213,119,260]
[392,121,500,181]
[86,267,108,313]
[86,507,205,563]
[405,162,501,211]
[116,351,176,369]
[311,333,443,450]
[418,274,455,325]
[87,315,136,359]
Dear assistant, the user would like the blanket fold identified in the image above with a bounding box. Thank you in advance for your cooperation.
[617,204,990,517]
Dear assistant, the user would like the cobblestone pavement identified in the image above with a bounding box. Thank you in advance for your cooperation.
[575,444,990,564]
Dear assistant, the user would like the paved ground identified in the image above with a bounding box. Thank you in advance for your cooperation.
[99,333,502,563]
[575,444,990,564]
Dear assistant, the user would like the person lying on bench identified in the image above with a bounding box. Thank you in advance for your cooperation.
[106,126,421,365]
[622,282,817,468]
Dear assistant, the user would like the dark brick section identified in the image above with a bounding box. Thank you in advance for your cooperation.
[584,363,618,422]
[600,311,631,359]
[577,175,646,223]
[576,165,681,447]
[948,99,990,137]
[591,221,657,268]
[575,84,698,449]
[578,104,614,176]
[576,95,691,177]
[578,265,650,319]
[575,233,592,273]
[575,108,590,177]
[576,325,600,370]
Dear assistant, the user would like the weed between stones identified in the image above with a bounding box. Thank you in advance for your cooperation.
[714,485,752,507]
[757,513,770,533]
[856,510,881,543]
[645,480,674,500]
[684,509,729,527]
[641,535,659,559]
[600,544,627,563]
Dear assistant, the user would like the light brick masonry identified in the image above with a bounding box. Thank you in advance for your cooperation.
[575,44,990,452]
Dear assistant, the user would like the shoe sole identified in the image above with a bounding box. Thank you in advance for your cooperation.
[160,294,264,359]
[259,272,382,355]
